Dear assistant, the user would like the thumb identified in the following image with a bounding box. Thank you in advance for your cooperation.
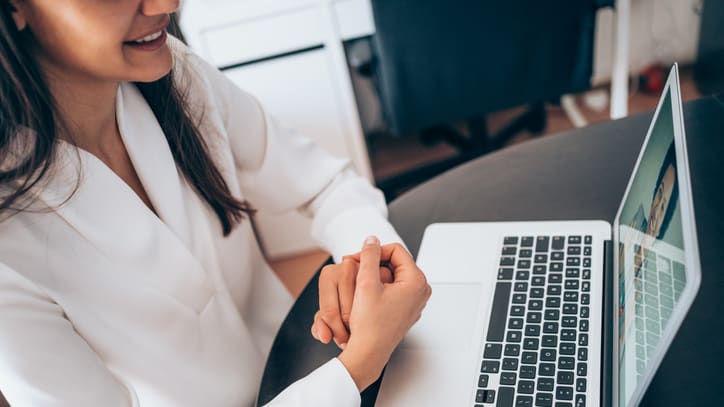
[357,236,383,292]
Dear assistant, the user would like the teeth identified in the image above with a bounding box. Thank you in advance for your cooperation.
[134,30,162,43]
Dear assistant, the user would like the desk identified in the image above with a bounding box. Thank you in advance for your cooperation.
[257,93,724,406]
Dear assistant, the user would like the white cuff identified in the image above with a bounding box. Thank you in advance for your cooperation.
[264,358,360,407]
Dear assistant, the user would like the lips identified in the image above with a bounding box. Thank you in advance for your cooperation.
[124,16,170,50]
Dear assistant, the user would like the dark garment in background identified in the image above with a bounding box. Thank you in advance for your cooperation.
[370,0,598,135]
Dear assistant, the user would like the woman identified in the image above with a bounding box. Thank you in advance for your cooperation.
[0,1,431,406]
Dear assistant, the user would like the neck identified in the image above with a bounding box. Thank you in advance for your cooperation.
[42,61,122,157]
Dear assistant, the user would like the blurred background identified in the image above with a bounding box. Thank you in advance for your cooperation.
[176,0,722,295]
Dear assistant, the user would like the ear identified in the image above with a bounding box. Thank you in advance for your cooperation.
[8,0,27,31]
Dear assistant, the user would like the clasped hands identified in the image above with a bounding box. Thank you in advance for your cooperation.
[310,236,432,391]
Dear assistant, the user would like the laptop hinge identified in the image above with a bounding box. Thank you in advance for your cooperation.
[601,240,614,407]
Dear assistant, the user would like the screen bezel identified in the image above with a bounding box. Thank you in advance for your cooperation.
[611,64,702,407]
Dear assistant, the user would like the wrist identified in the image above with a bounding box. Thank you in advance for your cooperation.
[337,341,388,391]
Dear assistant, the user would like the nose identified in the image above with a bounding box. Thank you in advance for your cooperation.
[140,0,180,16]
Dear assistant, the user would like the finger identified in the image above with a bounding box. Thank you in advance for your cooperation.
[357,236,382,291]
[339,258,357,327]
[348,243,414,269]
[318,268,350,344]
[313,312,333,344]
[380,266,394,284]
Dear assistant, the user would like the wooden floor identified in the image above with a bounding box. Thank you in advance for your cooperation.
[270,67,703,297]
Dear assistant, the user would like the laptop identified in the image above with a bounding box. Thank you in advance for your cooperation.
[375,64,701,407]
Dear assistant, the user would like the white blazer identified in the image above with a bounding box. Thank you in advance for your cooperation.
[0,37,402,407]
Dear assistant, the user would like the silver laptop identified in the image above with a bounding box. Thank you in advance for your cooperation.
[376,64,701,407]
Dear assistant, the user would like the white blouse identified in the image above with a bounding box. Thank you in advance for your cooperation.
[0,37,402,407]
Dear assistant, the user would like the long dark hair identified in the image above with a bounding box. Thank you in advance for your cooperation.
[0,8,252,236]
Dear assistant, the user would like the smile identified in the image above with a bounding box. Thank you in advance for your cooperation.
[131,30,164,44]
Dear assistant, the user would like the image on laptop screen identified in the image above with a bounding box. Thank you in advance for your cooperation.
[616,88,688,406]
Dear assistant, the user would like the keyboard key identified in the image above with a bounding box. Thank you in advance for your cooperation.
[527,313,542,324]
[497,386,515,407]
[510,305,525,316]
[545,309,560,320]
[516,395,533,407]
[539,363,556,376]
[522,351,537,364]
[507,331,522,343]
[564,280,579,290]
[532,276,546,286]
[576,378,587,392]
[514,282,528,292]
[499,268,514,280]
[535,392,553,407]
[481,360,500,373]
[525,324,541,336]
[568,236,582,244]
[504,237,519,245]
[552,236,565,250]
[478,374,489,388]
[516,270,530,280]
[577,362,588,376]
[562,316,577,327]
[509,318,524,330]
[533,265,547,274]
[584,235,592,245]
[550,263,563,272]
[565,269,580,278]
[566,258,580,267]
[529,300,543,310]
[551,251,564,261]
[531,288,545,298]
[575,394,586,407]
[504,344,520,356]
[540,348,557,361]
[523,338,539,350]
[556,386,574,400]
[563,304,578,314]
[484,343,503,359]
[557,371,574,384]
[580,307,589,318]
[561,329,576,341]
[582,281,590,292]
[547,285,562,296]
[581,294,590,305]
[567,246,581,255]
[502,358,519,371]
[579,319,589,332]
[564,292,579,302]
[521,236,535,247]
[513,294,527,304]
[548,274,563,284]
[579,334,588,346]
[546,297,561,308]
[503,246,517,255]
[501,257,515,266]
[558,357,575,370]
[518,380,535,394]
[542,335,558,347]
[501,371,517,385]
[518,260,532,269]
[520,249,533,258]
[536,236,550,253]
[560,342,576,355]
[583,258,591,267]
[538,377,555,392]
[534,254,548,264]
[584,246,592,256]
[486,282,511,341]
[520,365,537,379]
[577,348,588,361]
[543,322,558,334]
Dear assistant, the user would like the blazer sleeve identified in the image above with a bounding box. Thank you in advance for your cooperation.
[262,358,360,407]
[0,263,139,407]
[176,41,404,262]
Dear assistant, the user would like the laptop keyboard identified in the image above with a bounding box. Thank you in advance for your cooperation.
[475,235,593,407]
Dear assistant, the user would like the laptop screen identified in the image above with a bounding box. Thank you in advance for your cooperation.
[614,69,700,407]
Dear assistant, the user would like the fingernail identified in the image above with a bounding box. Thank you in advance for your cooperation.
[365,235,379,245]
[340,342,346,349]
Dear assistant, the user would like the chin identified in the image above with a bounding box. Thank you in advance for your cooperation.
[128,49,174,83]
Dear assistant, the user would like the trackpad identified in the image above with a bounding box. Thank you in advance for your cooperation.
[399,283,483,351]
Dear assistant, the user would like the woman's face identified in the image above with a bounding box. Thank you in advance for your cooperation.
[11,0,179,84]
